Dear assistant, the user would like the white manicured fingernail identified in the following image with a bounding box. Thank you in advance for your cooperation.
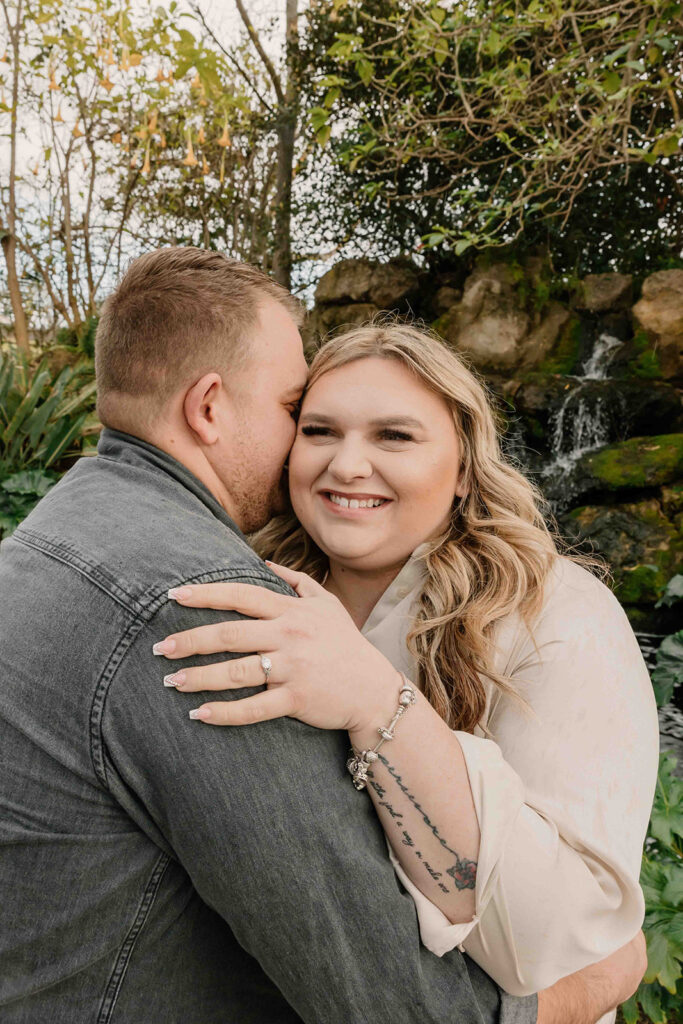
[164,672,186,688]
[189,707,211,721]
[168,587,192,600]
[153,639,176,655]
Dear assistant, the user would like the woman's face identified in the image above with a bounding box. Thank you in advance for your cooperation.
[288,356,465,573]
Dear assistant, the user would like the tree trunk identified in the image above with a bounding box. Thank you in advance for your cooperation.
[271,0,298,290]
[1,0,31,356]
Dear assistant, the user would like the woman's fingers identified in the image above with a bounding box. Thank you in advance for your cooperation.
[153,617,273,658]
[265,560,327,598]
[164,654,273,692]
[188,686,295,726]
[168,580,292,618]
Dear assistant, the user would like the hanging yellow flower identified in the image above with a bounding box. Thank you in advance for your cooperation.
[219,148,226,184]
[1,51,8,62]
[32,161,39,176]
[135,126,147,140]
[111,131,122,144]
[72,121,84,138]
[141,141,151,176]
[100,73,114,93]
[197,125,205,144]
[55,105,64,123]
[148,109,158,133]
[155,66,164,82]
[129,53,142,67]
[190,72,201,89]
[106,46,116,66]
[182,130,198,167]
[217,122,231,148]
[49,69,59,91]
[159,132,167,149]
[200,156,209,175]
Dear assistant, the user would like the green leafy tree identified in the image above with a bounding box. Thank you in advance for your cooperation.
[297,0,682,274]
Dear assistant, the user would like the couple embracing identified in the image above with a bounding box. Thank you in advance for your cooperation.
[0,247,659,1023]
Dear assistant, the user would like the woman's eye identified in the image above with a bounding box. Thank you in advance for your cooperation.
[380,429,413,443]
[300,425,332,437]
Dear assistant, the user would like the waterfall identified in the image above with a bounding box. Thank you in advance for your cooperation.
[540,333,625,508]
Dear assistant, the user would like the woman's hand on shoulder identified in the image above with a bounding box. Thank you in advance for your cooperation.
[153,561,400,732]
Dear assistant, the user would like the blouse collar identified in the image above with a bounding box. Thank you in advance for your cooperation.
[360,542,430,635]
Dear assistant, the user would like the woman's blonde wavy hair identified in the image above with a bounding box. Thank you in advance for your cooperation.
[255,319,604,734]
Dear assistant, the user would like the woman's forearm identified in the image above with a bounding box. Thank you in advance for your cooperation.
[348,681,481,924]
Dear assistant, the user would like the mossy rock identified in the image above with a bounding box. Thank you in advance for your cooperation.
[580,434,683,490]
[623,328,662,380]
[537,316,582,374]
[559,497,682,611]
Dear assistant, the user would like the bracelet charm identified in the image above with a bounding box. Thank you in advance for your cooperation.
[346,675,417,791]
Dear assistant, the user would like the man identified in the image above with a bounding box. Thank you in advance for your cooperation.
[0,247,644,1022]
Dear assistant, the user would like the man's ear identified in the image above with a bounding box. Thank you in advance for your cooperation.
[183,372,224,445]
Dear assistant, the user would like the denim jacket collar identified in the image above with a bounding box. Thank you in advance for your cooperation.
[97,427,246,543]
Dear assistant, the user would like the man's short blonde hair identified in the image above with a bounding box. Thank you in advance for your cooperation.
[95,247,303,426]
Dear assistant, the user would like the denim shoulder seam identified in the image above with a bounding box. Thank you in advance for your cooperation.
[12,529,146,615]
[96,852,170,1024]
[90,568,292,791]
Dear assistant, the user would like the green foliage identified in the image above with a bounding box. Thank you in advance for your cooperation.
[56,316,99,359]
[299,0,682,275]
[657,575,683,609]
[0,346,97,538]
[0,469,56,537]
[622,752,683,1024]
[620,573,683,1023]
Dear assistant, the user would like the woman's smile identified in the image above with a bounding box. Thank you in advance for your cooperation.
[288,356,465,572]
[319,489,393,515]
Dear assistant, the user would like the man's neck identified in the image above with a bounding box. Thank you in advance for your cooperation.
[324,559,408,630]
[124,421,242,528]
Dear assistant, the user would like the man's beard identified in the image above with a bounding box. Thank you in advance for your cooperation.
[236,470,289,535]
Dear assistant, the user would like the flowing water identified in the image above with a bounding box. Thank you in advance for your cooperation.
[539,332,626,510]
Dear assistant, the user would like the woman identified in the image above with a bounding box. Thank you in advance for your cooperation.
[156,322,658,1014]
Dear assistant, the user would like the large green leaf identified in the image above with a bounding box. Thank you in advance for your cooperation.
[649,753,683,848]
[652,631,683,708]
[1,469,55,497]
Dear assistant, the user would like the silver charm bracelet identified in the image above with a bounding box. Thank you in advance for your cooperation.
[346,674,417,791]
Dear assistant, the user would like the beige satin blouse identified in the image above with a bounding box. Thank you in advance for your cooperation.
[361,548,659,1020]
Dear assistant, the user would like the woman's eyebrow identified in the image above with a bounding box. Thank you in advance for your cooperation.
[371,416,425,429]
[298,412,425,429]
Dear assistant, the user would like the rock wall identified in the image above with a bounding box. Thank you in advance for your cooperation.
[306,258,683,633]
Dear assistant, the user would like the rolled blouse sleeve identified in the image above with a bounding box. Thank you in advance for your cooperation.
[388,558,659,997]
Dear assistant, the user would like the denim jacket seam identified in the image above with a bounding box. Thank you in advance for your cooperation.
[89,568,293,791]
[12,529,147,615]
[96,852,171,1024]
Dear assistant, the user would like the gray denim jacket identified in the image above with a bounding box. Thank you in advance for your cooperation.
[0,428,537,1024]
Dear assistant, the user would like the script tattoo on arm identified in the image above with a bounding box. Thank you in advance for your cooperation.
[371,755,477,892]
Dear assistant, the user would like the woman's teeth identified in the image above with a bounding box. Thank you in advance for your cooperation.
[328,493,385,509]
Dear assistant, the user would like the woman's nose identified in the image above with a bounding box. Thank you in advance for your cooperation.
[328,441,373,482]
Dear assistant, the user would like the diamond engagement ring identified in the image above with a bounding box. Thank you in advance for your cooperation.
[259,654,272,684]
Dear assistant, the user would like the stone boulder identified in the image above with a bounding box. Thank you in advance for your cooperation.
[315,258,420,310]
[577,433,683,492]
[436,264,529,372]
[303,303,380,350]
[558,497,682,619]
[632,269,683,379]
[576,273,633,313]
